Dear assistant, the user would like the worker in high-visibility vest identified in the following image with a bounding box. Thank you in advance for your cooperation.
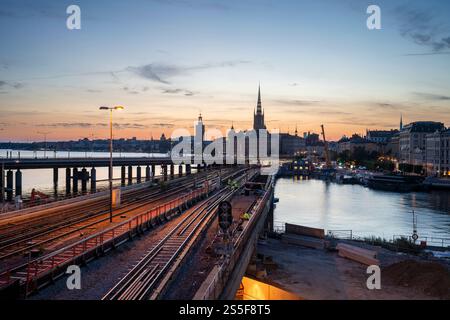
[241,212,251,220]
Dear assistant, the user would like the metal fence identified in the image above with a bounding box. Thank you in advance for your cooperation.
[273,222,450,249]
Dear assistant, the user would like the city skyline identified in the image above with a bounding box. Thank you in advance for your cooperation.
[1,0,450,142]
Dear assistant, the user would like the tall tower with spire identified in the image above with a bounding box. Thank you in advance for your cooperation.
[253,84,266,131]
[400,114,403,131]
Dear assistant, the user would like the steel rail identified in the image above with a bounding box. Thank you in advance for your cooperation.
[102,188,232,300]
[0,171,227,262]
[102,170,252,300]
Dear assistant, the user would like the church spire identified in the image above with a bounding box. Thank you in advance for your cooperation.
[253,83,266,130]
[400,113,403,130]
[256,83,262,115]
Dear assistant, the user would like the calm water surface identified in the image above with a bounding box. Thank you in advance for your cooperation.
[274,177,450,240]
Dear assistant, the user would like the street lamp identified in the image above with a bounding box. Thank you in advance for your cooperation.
[99,105,125,222]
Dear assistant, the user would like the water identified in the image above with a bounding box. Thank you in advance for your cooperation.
[0,149,170,197]
[274,177,450,241]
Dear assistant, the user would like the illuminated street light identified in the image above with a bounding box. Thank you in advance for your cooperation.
[99,106,125,223]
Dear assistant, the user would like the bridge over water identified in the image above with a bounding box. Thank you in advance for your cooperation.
[1,155,283,202]
[0,156,201,202]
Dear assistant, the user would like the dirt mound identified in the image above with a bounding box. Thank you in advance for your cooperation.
[383,260,450,299]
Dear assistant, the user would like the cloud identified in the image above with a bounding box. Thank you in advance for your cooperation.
[122,86,141,95]
[395,5,450,53]
[0,1,63,19]
[371,102,404,110]
[0,80,24,91]
[162,88,183,94]
[273,99,322,106]
[36,122,149,130]
[161,88,196,96]
[128,60,250,84]
[403,51,450,56]
[4,60,249,87]
[127,64,175,84]
[37,123,104,128]
[152,123,175,128]
[114,123,148,129]
[413,92,450,101]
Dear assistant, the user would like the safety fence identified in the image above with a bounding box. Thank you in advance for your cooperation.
[272,224,450,250]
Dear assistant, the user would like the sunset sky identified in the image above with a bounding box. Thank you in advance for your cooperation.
[1,0,450,142]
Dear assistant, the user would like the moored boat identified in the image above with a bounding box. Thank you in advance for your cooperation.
[367,174,424,192]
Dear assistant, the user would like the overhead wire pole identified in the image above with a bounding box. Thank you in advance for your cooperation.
[90,133,96,157]
[37,131,51,158]
[100,106,125,223]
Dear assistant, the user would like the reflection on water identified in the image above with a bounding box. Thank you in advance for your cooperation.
[274,177,450,239]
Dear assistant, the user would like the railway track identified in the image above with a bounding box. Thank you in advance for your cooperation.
[102,171,250,300]
[0,169,235,264]
[0,172,210,237]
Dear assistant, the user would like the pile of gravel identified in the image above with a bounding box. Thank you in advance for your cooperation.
[383,260,450,299]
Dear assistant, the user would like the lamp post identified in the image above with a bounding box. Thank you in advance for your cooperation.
[99,106,124,222]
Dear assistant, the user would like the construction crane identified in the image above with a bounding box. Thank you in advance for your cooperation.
[320,124,332,169]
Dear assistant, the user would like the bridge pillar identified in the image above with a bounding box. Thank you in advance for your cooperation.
[162,165,168,181]
[121,166,126,186]
[15,169,22,198]
[186,164,191,175]
[136,166,142,184]
[170,164,175,178]
[81,168,88,193]
[6,170,13,201]
[145,165,151,182]
[151,164,156,180]
[73,168,79,194]
[128,165,133,185]
[178,165,183,177]
[0,167,4,202]
[65,168,71,194]
[53,167,58,196]
[90,168,97,193]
